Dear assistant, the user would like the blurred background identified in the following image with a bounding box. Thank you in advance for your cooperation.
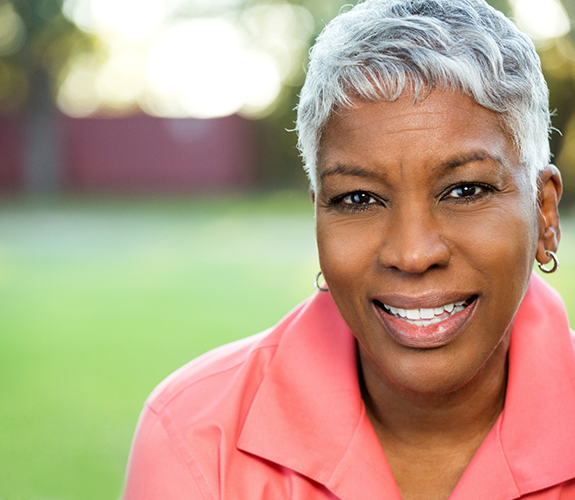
[0,0,574,499]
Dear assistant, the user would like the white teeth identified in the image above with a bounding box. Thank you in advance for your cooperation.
[383,299,471,323]
[420,308,435,319]
[406,309,420,320]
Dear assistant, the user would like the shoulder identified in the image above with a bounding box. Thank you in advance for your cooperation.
[146,330,278,414]
[144,298,308,426]
[123,300,312,500]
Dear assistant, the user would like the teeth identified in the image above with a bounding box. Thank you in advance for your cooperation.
[406,309,420,320]
[413,317,443,327]
[420,308,434,319]
[383,299,470,323]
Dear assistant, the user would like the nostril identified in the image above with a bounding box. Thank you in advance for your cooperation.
[378,232,451,273]
[379,250,451,274]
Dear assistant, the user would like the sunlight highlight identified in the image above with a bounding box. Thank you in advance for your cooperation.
[510,0,570,40]
[60,0,313,119]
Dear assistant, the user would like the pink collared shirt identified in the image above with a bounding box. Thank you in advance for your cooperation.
[122,274,575,499]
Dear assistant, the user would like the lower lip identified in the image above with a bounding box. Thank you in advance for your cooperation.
[374,299,477,349]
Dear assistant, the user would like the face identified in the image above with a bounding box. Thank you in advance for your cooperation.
[315,90,542,396]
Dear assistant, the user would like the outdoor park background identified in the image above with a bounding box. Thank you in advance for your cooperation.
[0,0,574,499]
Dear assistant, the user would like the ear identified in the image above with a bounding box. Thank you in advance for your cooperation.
[310,189,316,205]
[535,165,562,266]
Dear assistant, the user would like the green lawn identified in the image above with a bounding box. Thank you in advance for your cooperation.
[0,193,573,500]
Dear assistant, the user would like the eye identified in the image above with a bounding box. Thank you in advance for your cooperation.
[341,192,377,206]
[328,190,382,213]
[444,183,491,202]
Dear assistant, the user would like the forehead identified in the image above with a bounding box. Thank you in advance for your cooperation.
[318,90,518,177]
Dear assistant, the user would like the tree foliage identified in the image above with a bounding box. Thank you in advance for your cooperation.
[0,0,93,113]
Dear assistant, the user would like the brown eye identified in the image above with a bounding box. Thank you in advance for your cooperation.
[447,184,485,199]
[343,192,376,205]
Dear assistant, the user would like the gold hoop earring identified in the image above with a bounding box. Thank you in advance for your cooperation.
[314,271,329,292]
[538,250,559,274]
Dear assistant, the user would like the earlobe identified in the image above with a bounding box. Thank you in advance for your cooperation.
[535,165,562,267]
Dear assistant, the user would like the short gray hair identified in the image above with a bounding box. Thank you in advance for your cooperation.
[296,0,551,191]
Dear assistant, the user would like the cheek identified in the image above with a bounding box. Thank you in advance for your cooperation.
[448,205,538,276]
[316,217,381,283]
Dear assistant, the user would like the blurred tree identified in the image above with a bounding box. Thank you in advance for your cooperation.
[0,0,93,192]
[551,0,575,203]
[251,0,356,189]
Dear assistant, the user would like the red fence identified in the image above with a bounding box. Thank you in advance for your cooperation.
[0,113,255,194]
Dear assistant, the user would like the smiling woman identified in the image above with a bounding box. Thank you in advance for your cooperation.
[314,91,553,496]
[316,91,539,387]
[122,1,573,499]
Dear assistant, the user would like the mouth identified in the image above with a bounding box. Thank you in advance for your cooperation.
[373,295,478,348]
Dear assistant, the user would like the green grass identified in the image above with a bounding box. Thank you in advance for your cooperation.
[0,193,573,500]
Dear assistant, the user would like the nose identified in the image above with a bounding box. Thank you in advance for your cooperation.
[378,206,451,274]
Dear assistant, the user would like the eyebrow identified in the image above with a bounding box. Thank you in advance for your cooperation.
[438,150,505,170]
[319,164,381,181]
[319,149,505,181]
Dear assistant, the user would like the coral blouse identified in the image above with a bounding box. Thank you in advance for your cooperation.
[122,274,575,499]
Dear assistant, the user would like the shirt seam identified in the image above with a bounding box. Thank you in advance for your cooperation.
[148,403,218,500]
[497,416,521,498]
[325,404,366,489]
[150,341,279,413]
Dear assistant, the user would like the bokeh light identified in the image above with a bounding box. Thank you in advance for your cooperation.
[0,0,26,57]
[59,0,314,119]
[509,0,570,41]
[63,0,167,39]
[142,17,280,118]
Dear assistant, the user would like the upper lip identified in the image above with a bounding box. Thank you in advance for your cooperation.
[371,291,477,310]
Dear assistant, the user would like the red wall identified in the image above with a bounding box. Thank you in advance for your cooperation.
[0,113,255,194]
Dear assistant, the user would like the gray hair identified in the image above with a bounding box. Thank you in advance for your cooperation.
[296,0,551,192]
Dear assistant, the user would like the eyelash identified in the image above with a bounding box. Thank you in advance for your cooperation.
[328,191,384,212]
[328,183,493,212]
[442,183,493,204]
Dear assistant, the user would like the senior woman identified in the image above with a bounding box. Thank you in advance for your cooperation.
[122,0,573,498]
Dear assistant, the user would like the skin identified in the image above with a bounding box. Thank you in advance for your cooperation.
[312,89,562,500]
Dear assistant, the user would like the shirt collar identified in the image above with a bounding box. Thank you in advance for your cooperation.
[237,291,402,499]
[238,274,575,499]
[499,273,575,493]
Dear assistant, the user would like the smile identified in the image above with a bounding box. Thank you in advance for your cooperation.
[373,296,478,348]
[380,297,475,327]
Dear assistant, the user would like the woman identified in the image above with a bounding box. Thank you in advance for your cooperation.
[123,0,573,498]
